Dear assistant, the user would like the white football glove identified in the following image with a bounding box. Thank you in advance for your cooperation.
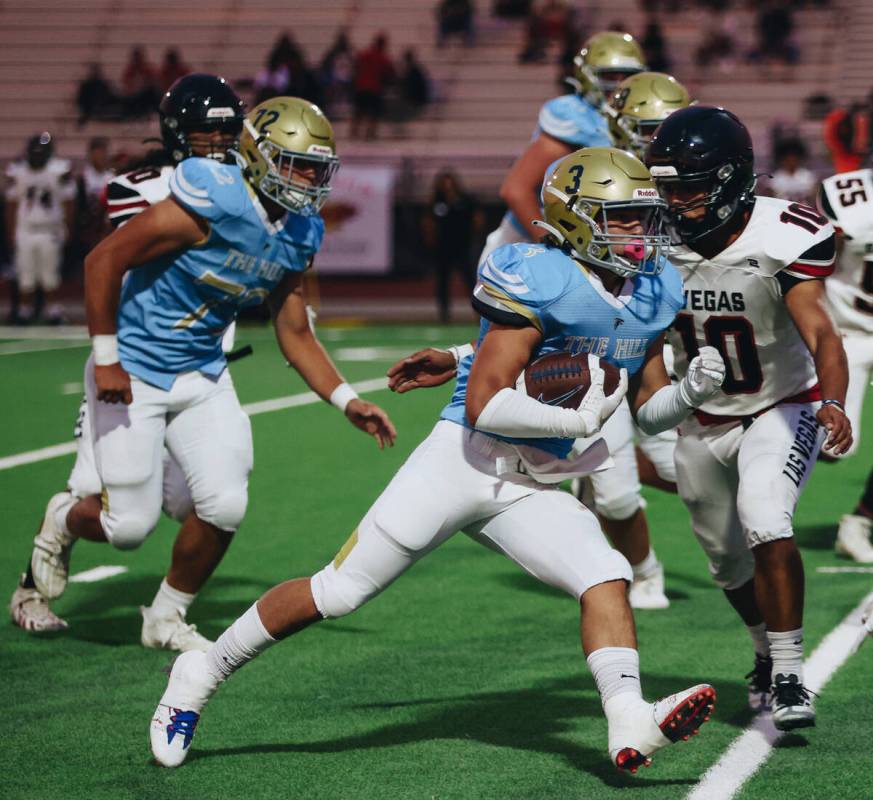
[577,355,629,435]
[678,345,726,408]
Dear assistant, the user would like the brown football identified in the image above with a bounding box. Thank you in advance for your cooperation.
[523,351,622,409]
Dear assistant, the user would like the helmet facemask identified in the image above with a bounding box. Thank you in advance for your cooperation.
[615,116,662,159]
[242,119,340,216]
[650,162,756,243]
[541,185,670,278]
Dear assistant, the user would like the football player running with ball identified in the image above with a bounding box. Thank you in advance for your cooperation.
[149,147,726,772]
[645,106,852,730]
[11,73,250,641]
[21,97,396,649]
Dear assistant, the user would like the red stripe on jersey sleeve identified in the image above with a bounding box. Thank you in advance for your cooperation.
[785,260,835,278]
[106,199,150,213]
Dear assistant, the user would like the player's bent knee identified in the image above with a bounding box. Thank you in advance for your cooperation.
[195,488,248,533]
[596,490,642,521]
[310,563,378,619]
[103,510,160,550]
[708,553,755,590]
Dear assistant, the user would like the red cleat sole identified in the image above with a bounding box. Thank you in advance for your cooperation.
[659,686,717,743]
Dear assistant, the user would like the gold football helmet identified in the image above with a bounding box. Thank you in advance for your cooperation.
[608,72,691,159]
[237,96,339,215]
[535,147,669,277]
[568,32,646,108]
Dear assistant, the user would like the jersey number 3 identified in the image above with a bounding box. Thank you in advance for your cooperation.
[672,313,763,394]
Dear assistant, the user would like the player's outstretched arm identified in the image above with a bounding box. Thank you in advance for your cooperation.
[631,334,725,435]
[270,274,397,449]
[783,279,853,455]
[84,197,209,404]
[386,343,474,393]
[500,133,569,241]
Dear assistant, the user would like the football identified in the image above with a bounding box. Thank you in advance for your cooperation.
[522,351,622,409]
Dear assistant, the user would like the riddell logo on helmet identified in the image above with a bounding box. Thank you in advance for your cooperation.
[633,188,658,198]
[206,107,236,118]
[649,166,678,177]
[307,144,333,156]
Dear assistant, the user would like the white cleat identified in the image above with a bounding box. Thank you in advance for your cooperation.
[835,514,873,563]
[31,492,76,600]
[9,581,68,632]
[609,684,716,773]
[771,673,815,731]
[141,606,213,652]
[150,650,218,767]
[629,560,670,610]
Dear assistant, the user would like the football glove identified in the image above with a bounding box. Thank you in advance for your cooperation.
[678,345,725,408]
[577,355,629,434]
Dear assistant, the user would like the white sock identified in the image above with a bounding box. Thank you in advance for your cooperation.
[632,549,660,579]
[768,627,804,682]
[747,622,770,658]
[587,647,644,706]
[206,603,276,683]
[150,578,196,619]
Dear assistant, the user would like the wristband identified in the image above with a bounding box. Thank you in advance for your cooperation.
[330,382,359,412]
[447,342,475,366]
[821,399,845,413]
[92,334,119,366]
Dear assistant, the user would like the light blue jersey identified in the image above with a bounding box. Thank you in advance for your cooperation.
[505,94,612,235]
[117,157,323,389]
[441,243,685,457]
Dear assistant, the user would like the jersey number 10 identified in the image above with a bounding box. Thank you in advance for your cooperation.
[672,313,763,394]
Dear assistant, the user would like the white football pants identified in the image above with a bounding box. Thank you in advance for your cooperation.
[15,230,62,292]
[674,402,825,590]
[83,358,252,549]
[310,420,632,619]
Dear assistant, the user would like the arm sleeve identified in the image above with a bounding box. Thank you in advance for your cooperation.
[635,384,693,435]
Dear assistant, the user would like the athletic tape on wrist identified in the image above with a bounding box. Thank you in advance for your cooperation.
[330,382,359,412]
[92,334,119,366]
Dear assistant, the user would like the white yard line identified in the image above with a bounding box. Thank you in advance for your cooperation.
[0,341,90,356]
[69,565,129,583]
[0,376,389,472]
[816,566,873,574]
[686,588,873,800]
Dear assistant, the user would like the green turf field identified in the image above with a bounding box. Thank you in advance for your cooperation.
[2,323,871,800]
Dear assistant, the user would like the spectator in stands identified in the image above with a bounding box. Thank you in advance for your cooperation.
[254,33,304,104]
[641,19,670,73]
[423,170,484,322]
[823,97,872,174]
[159,48,191,93]
[351,34,395,140]
[120,46,159,119]
[749,0,798,68]
[436,0,475,48]
[76,63,120,126]
[286,50,323,108]
[493,0,531,18]
[765,137,817,205]
[397,49,431,118]
[694,10,738,74]
[319,30,355,115]
[519,0,575,64]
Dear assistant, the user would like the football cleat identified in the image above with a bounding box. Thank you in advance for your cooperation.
[31,492,76,600]
[141,605,213,653]
[9,581,68,632]
[771,673,815,731]
[835,514,873,563]
[628,560,670,610]
[610,684,716,772]
[150,650,218,767]
[745,654,773,712]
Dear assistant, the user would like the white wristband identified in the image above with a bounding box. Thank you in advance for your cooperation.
[92,334,119,366]
[330,382,359,412]
[446,342,475,366]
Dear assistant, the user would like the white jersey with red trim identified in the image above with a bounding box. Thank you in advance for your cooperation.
[105,164,173,228]
[4,157,75,235]
[665,195,835,416]
[819,168,873,334]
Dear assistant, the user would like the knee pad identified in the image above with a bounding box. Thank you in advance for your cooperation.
[310,562,376,619]
[102,508,160,551]
[708,550,755,591]
[195,487,248,533]
[737,485,793,548]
